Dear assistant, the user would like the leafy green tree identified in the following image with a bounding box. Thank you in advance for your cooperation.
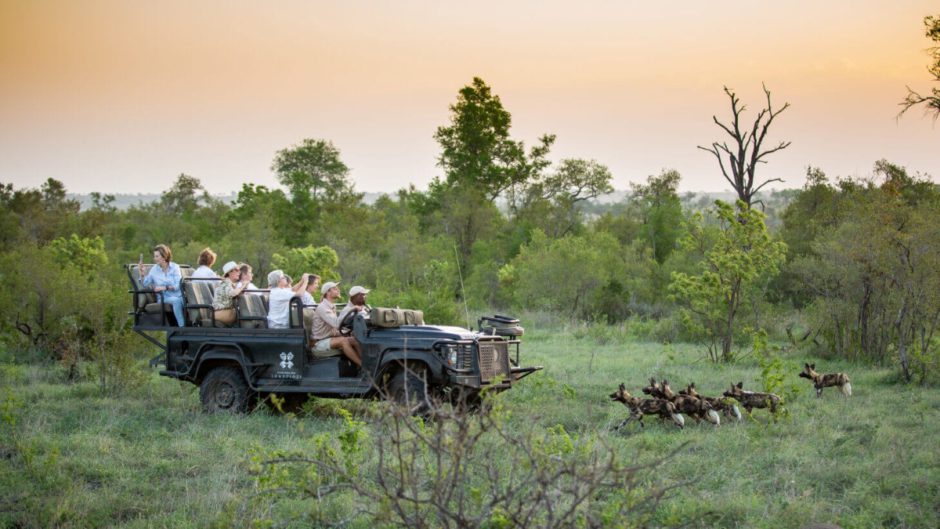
[670,201,787,362]
[271,245,339,283]
[899,14,940,120]
[272,139,356,204]
[271,139,361,238]
[434,77,554,202]
[630,169,684,264]
[160,173,211,215]
[504,230,650,320]
[698,85,791,207]
[517,158,614,238]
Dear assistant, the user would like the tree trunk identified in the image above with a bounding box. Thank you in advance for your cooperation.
[895,300,912,382]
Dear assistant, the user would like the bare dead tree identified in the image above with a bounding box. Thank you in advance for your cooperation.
[698,85,791,208]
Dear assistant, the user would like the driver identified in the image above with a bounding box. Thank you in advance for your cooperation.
[338,285,370,326]
[310,281,362,367]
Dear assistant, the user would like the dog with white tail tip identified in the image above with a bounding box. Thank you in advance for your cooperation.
[799,363,852,398]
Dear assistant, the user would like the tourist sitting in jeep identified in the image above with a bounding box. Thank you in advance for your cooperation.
[266,270,308,329]
[140,244,185,327]
[338,285,370,333]
[211,261,247,326]
[311,281,362,366]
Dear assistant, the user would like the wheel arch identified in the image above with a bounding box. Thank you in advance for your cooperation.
[192,343,253,386]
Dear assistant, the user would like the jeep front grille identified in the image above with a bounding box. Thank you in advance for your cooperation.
[477,341,510,383]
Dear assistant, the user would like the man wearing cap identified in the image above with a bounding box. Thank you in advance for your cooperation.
[337,285,370,326]
[211,261,247,326]
[310,281,362,366]
[266,270,309,329]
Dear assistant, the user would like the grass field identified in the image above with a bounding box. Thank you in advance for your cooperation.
[2,327,939,528]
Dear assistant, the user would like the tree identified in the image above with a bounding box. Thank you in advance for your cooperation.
[160,173,211,215]
[630,169,684,264]
[434,77,554,202]
[698,85,791,207]
[517,158,614,238]
[670,201,787,362]
[271,139,356,204]
[271,139,361,238]
[899,14,940,120]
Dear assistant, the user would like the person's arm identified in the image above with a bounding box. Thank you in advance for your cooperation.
[290,274,308,295]
[158,263,182,293]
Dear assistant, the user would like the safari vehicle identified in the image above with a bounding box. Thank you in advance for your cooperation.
[126,264,541,412]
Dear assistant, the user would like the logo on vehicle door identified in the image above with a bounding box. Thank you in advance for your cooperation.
[279,352,294,369]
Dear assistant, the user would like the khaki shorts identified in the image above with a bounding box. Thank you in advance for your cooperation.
[312,337,340,358]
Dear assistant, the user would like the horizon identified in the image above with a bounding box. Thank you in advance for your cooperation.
[2,1,938,196]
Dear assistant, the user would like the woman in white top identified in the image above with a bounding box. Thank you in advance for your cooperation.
[191,247,220,279]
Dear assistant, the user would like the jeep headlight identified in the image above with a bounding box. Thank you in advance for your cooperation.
[443,344,458,367]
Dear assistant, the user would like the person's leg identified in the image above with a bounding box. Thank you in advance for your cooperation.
[330,337,361,366]
[214,309,236,326]
[348,336,362,357]
[168,296,185,327]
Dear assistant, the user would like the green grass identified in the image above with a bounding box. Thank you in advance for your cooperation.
[2,330,939,528]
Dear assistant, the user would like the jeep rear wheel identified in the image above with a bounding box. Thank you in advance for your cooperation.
[200,366,252,413]
[387,365,431,416]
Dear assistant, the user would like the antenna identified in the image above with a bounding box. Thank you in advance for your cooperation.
[453,244,472,330]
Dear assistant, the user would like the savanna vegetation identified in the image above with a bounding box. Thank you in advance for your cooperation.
[2,48,939,528]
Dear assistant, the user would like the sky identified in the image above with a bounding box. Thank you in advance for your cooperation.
[1,0,938,196]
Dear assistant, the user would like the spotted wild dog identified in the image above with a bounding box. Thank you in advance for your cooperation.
[610,383,684,430]
[722,382,781,415]
[641,377,666,399]
[799,363,852,397]
[661,379,720,426]
[682,382,742,422]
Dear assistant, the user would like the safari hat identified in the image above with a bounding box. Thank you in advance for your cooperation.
[349,286,370,297]
[222,261,238,275]
[321,280,341,295]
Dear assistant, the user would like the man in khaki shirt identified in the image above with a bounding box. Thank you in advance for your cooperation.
[310,281,362,366]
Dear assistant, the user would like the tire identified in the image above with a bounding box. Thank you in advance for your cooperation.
[200,366,253,413]
[386,364,431,416]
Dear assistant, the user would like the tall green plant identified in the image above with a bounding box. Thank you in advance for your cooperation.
[670,201,787,362]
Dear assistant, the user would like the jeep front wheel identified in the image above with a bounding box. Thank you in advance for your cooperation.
[200,366,252,413]
[387,365,431,416]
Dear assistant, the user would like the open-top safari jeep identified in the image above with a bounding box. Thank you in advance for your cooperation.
[126,263,541,412]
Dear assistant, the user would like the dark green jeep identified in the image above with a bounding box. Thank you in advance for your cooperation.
[127,264,540,412]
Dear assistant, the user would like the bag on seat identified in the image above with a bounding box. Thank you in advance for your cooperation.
[371,307,424,328]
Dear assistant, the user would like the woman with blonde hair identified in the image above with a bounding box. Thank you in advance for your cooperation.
[139,244,185,326]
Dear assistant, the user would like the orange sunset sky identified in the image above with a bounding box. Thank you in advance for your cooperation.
[1,0,938,195]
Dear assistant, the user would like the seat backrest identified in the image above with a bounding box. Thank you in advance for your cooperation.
[126,264,155,310]
[183,278,221,326]
[237,292,269,329]
[179,265,194,279]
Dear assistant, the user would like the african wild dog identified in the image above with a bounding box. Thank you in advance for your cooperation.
[610,383,685,430]
[722,382,781,415]
[661,379,720,425]
[799,363,852,397]
[682,382,742,422]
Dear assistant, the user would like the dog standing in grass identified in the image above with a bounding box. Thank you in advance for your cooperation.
[723,382,781,416]
[681,382,742,422]
[661,380,721,426]
[610,383,685,430]
[799,363,852,397]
